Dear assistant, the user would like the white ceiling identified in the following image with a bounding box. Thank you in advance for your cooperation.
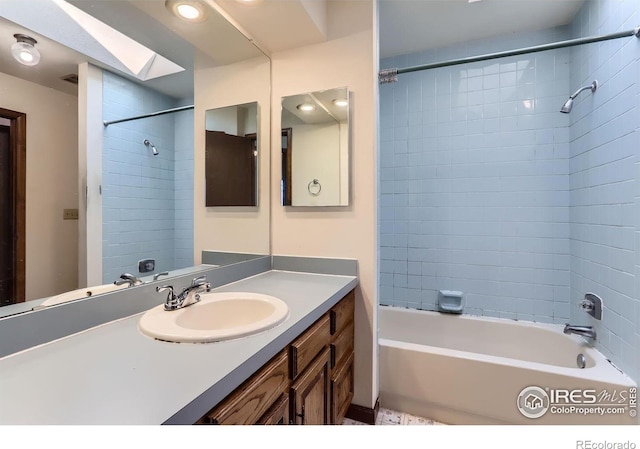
[0,16,87,95]
[379,0,585,59]
[1,0,589,98]
[0,0,266,99]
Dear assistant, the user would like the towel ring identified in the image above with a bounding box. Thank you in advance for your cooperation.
[308,179,321,196]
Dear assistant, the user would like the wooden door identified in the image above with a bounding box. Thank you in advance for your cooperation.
[0,125,13,305]
[291,347,330,425]
[281,128,292,206]
[205,130,256,206]
[0,108,26,305]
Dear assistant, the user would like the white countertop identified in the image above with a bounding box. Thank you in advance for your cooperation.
[0,270,357,424]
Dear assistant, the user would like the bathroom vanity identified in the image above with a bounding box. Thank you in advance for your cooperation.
[199,291,354,425]
[0,259,358,425]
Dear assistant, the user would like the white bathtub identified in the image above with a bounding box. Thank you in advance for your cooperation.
[379,306,638,425]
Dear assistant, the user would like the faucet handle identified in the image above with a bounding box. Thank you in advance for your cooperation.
[157,285,180,310]
[156,285,175,299]
[153,271,169,281]
[191,275,207,286]
[577,299,594,311]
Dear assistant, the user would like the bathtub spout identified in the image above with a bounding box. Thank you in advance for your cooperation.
[564,324,596,340]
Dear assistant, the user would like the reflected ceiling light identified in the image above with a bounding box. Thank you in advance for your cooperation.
[332,99,348,107]
[165,0,209,22]
[234,0,264,5]
[297,103,315,112]
[11,34,40,66]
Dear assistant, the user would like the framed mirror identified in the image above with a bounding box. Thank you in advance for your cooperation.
[205,102,259,207]
[280,87,350,207]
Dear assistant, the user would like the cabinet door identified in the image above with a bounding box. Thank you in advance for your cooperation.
[290,347,330,425]
[330,352,354,424]
[257,394,290,425]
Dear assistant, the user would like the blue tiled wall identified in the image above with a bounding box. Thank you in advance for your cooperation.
[379,0,640,383]
[102,71,193,282]
[380,27,573,324]
[174,105,194,269]
[568,0,639,384]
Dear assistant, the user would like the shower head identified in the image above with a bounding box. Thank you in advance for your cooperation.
[143,139,159,155]
[560,80,598,113]
[560,98,574,114]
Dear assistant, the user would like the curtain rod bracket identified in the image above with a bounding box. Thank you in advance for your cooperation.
[379,68,398,84]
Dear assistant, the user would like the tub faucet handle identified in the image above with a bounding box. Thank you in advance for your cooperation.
[578,293,603,320]
[577,299,594,311]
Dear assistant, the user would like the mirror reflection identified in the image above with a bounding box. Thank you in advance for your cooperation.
[0,0,270,315]
[281,87,350,207]
[205,102,259,207]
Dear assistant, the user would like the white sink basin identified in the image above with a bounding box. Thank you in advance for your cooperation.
[138,292,289,343]
[37,283,129,308]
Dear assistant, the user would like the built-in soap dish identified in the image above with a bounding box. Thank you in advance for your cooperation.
[438,290,464,313]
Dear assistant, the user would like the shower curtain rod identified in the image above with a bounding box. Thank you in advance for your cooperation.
[103,105,194,126]
[379,27,640,84]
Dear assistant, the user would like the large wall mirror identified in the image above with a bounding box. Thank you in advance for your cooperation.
[205,102,259,207]
[0,0,270,316]
[281,87,350,207]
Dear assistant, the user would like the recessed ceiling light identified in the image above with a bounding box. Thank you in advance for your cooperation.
[11,34,40,66]
[332,99,348,107]
[297,103,315,112]
[165,0,209,22]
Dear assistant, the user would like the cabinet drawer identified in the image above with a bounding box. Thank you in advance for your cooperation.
[330,291,354,335]
[257,394,289,425]
[331,321,354,369]
[330,352,354,424]
[290,314,330,380]
[207,350,288,425]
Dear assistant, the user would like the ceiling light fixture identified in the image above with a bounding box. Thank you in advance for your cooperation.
[11,34,40,66]
[332,99,348,107]
[297,103,315,112]
[165,0,209,22]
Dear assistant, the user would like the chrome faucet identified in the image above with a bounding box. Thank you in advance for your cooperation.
[114,273,143,287]
[157,275,211,311]
[564,324,597,340]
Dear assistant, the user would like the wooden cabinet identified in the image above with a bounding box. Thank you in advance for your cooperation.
[329,291,355,424]
[290,314,330,380]
[198,290,355,425]
[257,394,290,425]
[205,350,289,425]
[290,347,330,425]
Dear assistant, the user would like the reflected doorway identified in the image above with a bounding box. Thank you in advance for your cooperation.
[0,107,26,305]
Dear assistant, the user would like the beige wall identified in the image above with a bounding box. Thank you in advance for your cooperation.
[193,56,271,258]
[0,72,79,301]
[271,1,377,408]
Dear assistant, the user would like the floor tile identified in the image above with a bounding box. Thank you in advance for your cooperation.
[342,407,446,425]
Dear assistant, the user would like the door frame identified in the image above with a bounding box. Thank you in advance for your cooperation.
[0,107,26,303]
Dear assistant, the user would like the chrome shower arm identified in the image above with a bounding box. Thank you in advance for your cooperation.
[569,81,598,99]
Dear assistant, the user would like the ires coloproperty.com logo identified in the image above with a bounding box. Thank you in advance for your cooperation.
[517,386,637,419]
